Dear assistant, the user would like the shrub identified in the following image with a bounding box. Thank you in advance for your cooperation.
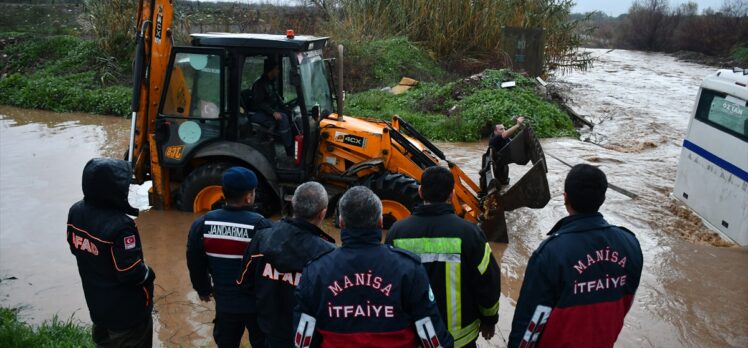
[0,73,131,116]
[732,45,748,62]
[83,0,136,61]
[318,0,588,73]
[0,34,132,116]
[340,37,449,91]
[346,69,576,141]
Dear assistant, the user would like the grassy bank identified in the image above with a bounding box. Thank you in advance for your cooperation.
[0,307,94,348]
[347,69,576,141]
[339,36,451,92]
[0,33,131,116]
[1,33,575,140]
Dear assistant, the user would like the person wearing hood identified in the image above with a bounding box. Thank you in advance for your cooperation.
[508,164,643,348]
[66,158,155,347]
[293,186,454,348]
[386,166,501,348]
[236,181,335,348]
[186,166,273,348]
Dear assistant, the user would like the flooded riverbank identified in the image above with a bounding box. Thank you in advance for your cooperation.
[1,48,747,347]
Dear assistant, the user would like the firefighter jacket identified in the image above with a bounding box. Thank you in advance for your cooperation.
[386,203,501,348]
[237,218,336,347]
[186,205,272,314]
[66,158,155,330]
[294,227,454,348]
[508,212,643,348]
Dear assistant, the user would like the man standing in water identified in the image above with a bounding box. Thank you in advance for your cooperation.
[509,164,643,347]
[186,166,272,348]
[489,116,525,153]
[486,116,524,185]
[67,158,156,347]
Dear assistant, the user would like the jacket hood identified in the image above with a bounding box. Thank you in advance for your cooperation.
[82,158,139,216]
[263,218,335,271]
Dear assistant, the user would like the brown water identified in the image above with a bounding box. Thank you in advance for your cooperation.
[1,49,747,347]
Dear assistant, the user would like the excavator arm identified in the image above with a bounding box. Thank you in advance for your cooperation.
[389,116,550,242]
[128,0,176,208]
[478,127,550,242]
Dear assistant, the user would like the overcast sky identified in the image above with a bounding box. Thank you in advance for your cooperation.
[571,0,728,16]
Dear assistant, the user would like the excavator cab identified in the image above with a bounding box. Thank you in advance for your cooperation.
[151,33,333,214]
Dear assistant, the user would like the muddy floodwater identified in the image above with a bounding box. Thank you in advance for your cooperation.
[1,49,747,347]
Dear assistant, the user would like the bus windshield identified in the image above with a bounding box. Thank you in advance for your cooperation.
[299,51,333,117]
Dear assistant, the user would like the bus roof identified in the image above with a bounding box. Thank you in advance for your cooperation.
[702,69,748,100]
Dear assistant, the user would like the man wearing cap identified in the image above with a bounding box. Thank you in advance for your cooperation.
[67,158,156,347]
[186,166,273,348]
[508,164,643,348]
[237,181,336,348]
[251,57,294,157]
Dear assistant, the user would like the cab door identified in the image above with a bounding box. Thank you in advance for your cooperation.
[156,47,227,167]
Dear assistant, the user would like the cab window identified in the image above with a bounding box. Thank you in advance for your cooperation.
[282,56,298,102]
[162,52,223,119]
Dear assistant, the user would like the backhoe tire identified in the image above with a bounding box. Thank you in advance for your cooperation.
[361,172,422,229]
[177,163,279,217]
[177,163,230,213]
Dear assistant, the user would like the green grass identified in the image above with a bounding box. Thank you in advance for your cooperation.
[340,37,450,91]
[731,45,748,62]
[0,34,131,116]
[346,69,576,141]
[0,307,94,348]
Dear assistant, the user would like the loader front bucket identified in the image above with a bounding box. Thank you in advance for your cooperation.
[478,127,551,242]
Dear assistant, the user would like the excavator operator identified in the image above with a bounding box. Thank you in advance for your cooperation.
[250,58,294,157]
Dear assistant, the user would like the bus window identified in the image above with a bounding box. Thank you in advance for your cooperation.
[695,89,748,141]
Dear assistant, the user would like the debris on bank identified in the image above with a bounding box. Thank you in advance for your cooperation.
[346,69,578,141]
[390,77,418,95]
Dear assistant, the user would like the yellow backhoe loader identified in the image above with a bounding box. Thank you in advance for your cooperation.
[128,0,550,242]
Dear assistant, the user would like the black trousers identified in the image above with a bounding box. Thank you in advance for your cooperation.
[92,316,153,348]
[250,111,293,150]
[213,311,266,348]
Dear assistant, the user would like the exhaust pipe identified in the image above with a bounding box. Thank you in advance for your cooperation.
[336,44,344,119]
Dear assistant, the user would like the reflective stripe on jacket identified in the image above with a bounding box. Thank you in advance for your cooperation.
[186,206,272,313]
[386,203,501,348]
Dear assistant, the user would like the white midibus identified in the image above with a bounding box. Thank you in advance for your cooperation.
[673,68,748,246]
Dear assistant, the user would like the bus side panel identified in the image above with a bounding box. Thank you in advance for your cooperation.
[673,119,748,246]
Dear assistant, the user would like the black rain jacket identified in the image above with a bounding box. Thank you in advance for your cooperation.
[67,158,155,330]
[237,218,335,347]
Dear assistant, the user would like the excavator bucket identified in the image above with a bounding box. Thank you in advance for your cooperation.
[478,127,551,242]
